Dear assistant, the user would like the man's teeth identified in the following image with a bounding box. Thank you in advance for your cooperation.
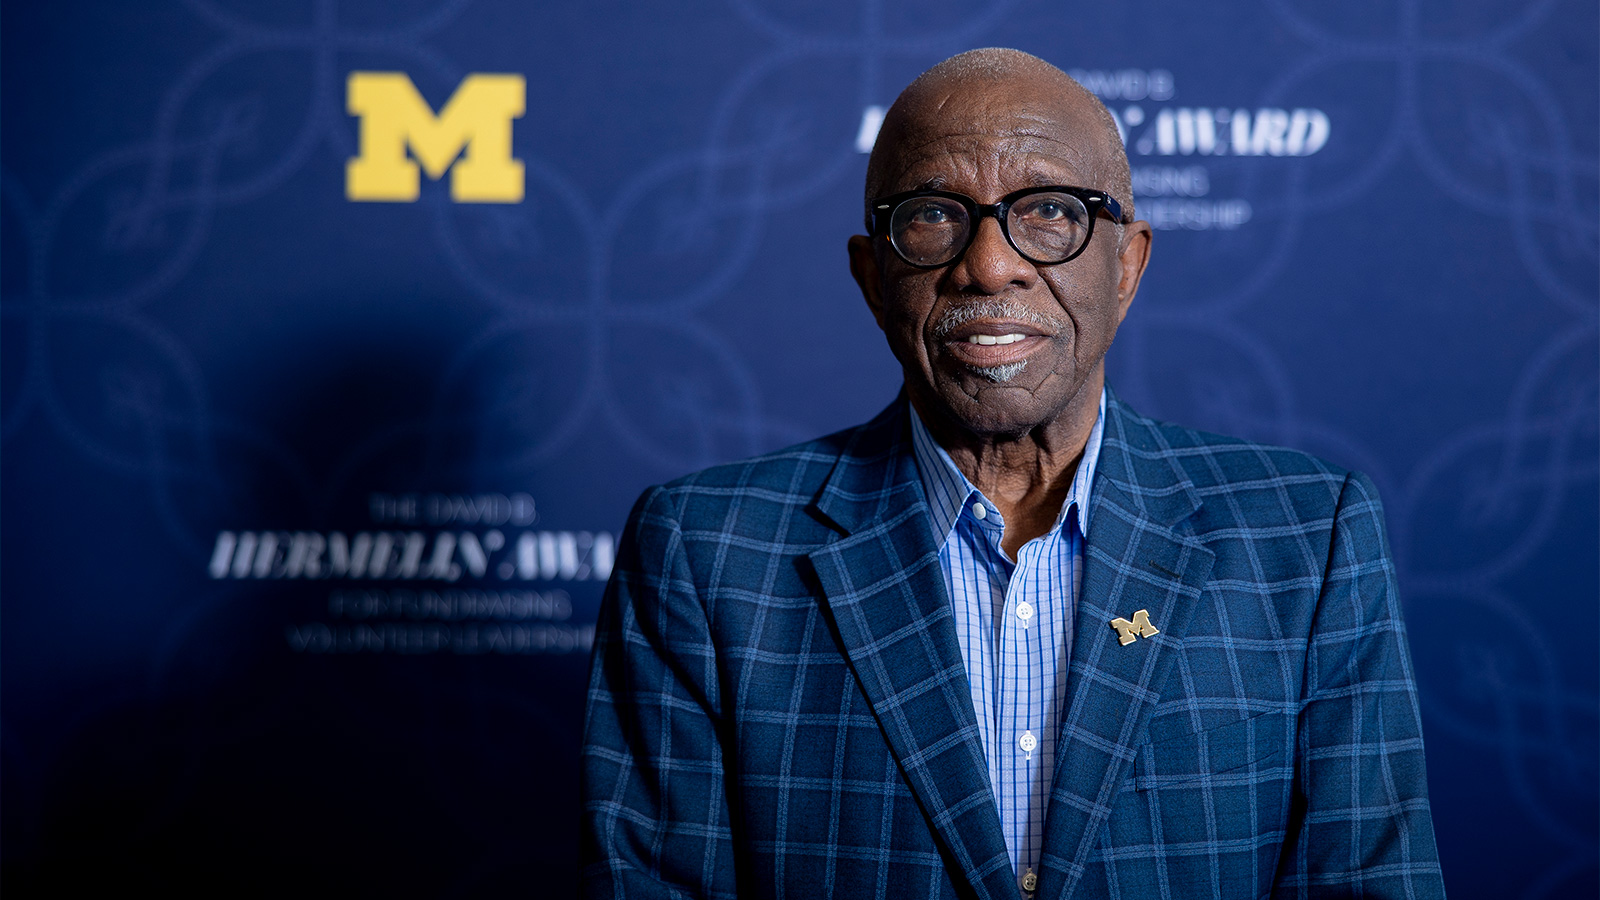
[966,333,1028,346]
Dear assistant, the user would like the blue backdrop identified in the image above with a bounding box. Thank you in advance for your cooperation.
[3,1,1595,896]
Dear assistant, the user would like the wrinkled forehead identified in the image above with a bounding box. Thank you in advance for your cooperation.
[884,129,1105,191]
[877,88,1114,193]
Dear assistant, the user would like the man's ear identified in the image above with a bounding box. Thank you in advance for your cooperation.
[848,234,888,330]
[1113,220,1153,325]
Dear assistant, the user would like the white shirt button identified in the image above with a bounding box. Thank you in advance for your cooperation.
[1022,869,1038,892]
[971,501,987,520]
[1018,731,1037,753]
[1016,600,1035,622]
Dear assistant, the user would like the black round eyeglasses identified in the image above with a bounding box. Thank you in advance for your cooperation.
[866,185,1124,269]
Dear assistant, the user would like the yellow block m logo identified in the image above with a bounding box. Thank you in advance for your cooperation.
[346,72,525,203]
[1109,609,1160,646]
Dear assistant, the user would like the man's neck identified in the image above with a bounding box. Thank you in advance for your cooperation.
[912,373,1103,558]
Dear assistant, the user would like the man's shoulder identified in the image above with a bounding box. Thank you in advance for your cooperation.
[1105,396,1377,523]
[1125,407,1350,481]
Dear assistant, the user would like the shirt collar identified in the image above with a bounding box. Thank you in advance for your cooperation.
[909,387,1106,548]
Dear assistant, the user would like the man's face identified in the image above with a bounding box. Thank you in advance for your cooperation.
[849,78,1151,441]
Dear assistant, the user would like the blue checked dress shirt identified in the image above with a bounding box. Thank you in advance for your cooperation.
[908,388,1105,897]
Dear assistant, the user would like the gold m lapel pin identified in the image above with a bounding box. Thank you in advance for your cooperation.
[1110,609,1159,645]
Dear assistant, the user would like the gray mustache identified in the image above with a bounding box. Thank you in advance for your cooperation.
[931,300,1063,340]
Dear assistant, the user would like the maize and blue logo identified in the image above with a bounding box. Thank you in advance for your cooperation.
[345,71,526,202]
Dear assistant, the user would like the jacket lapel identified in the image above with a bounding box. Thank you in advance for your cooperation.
[1035,391,1217,900]
[806,401,1016,900]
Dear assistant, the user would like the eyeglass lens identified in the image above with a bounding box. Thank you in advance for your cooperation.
[887,192,1093,267]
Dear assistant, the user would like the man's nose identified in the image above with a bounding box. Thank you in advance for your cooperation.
[952,215,1035,293]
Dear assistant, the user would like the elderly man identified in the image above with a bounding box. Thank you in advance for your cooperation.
[582,49,1444,899]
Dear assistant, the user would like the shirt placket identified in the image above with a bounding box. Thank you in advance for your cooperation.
[972,501,1044,896]
[1004,537,1046,896]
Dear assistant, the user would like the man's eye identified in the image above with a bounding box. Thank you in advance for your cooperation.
[1030,201,1066,220]
[912,206,950,225]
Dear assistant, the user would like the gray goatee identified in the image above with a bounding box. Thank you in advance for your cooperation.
[973,361,1029,383]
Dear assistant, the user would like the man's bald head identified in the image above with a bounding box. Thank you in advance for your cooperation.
[864,48,1133,222]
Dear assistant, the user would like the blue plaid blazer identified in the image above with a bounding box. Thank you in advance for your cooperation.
[582,390,1445,899]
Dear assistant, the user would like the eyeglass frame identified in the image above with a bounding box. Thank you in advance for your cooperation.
[865,185,1125,269]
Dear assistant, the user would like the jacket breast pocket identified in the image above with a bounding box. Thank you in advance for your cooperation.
[1133,710,1289,792]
